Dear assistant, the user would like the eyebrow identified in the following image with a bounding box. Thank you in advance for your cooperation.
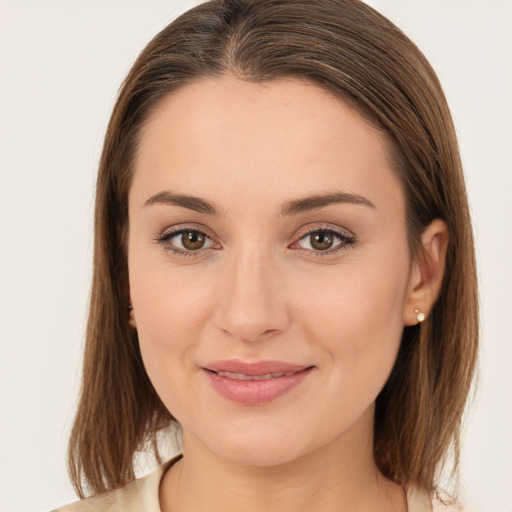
[280,191,375,215]
[144,191,218,215]
[144,190,375,216]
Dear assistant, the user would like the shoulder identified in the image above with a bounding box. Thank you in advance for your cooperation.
[406,486,433,512]
[406,487,466,512]
[50,479,144,512]
[51,475,159,512]
[432,500,466,512]
[51,456,180,512]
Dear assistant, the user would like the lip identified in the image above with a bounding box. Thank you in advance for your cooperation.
[203,359,314,405]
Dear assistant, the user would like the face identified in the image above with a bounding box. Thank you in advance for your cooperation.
[128,75,413,466]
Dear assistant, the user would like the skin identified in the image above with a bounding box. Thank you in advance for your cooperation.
[127,75,447,512]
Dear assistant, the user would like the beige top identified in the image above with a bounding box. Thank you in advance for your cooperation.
[53,455,435,512]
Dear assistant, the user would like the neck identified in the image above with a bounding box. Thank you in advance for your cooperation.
[159,412,406,512]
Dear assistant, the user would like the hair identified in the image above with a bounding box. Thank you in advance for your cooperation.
[67,0,478,502]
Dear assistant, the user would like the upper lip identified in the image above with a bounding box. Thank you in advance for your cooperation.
[203,359,312,376]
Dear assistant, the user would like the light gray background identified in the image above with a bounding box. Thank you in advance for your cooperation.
[0,1,511,511]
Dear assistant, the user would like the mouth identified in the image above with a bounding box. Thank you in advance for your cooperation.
[202,360,314,405]
[207,369,305,381]
[203,359,312,376]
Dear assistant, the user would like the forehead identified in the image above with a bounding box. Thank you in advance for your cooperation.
[131,75,403,216]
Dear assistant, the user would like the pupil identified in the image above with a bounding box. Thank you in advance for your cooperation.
[182,231,205,250]
[311,232,333,250]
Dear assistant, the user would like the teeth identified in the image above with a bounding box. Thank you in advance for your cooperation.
[216,370,299,380]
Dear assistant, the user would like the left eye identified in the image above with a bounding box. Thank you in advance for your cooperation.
[295,229,353,252]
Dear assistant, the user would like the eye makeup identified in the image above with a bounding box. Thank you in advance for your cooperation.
[154,222,357,259]
[154,227,219,257]
[291,226,356,255]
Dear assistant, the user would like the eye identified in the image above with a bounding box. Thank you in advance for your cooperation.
[156,228,219,255]
[177,230,208,250]
[293,228,355,253]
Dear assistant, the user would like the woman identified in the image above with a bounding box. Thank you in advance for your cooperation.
[54,0,478,510]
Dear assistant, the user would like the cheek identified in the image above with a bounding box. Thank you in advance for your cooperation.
[128,258,215,397]
[292,263,408,439]
[130,249,215,333]
[294,255,409,380]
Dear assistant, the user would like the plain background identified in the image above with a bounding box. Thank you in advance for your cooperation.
[0,1,511,511]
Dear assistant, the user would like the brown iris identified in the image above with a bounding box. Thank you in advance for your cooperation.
[310,231,334,251]
[181,231,206,250]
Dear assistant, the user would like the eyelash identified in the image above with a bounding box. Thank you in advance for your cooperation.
[154,226,356,258]
[155,228,216,258]
[292,227,356,255]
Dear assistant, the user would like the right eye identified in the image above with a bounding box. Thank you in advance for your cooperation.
[156,228,219,256]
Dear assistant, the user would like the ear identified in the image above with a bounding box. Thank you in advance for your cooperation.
[403,219,449,326]
[128,306,137,329]
[128,289,137,329]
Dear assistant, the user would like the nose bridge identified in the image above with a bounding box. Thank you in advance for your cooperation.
[215,239,288,342]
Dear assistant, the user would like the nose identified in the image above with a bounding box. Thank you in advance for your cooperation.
[213,245,291,343]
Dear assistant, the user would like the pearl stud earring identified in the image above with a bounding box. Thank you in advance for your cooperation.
[414,308,425,323]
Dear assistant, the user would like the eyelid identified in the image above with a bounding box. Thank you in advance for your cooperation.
[155,224,221,256]
[297,223,355,238]
[157,222,217,240]
[289,224,357,254]
[154,222,356,257]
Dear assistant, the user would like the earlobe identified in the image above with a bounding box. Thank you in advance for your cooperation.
[127,284,137,329]
[403,219,449,326]
[128,304,137,329]
[128,290,137,330]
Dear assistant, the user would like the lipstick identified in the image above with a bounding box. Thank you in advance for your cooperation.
[202,359,314,405]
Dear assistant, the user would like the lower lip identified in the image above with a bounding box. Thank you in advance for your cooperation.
[203,367,314,405]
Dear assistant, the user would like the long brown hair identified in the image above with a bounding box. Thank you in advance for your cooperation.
[68,0,478,500]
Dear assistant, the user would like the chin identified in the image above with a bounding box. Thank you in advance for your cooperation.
[213,439,306,467]
[188,417,323,468]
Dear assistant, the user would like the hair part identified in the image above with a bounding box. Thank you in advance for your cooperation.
[68,0,478,501]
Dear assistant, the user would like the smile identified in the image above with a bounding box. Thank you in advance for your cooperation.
[213,370,301,380]
[203,360,314,405]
